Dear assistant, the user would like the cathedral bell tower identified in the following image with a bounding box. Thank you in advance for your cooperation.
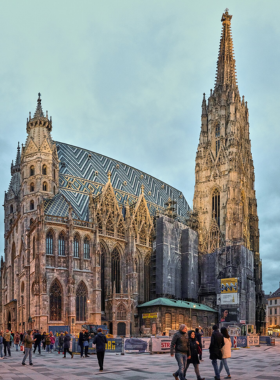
[21,93,59,218]
[193,10,259,254]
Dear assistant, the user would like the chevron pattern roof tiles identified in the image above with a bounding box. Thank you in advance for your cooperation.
[44,193,80,219]
[46,141,190,221]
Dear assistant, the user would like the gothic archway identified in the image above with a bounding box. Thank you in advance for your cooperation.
[76,281,88,321]
[50,279,62,321]
[111,247,120,293]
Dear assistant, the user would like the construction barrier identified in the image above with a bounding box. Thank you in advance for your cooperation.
[151,337,172,353]
[202,337,211,350]
[124,338,150,353]
[247,335,259,346]
[72,338,123,354]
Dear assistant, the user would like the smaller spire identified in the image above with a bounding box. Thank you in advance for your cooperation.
[141,184,145,194]
[107,170,111,182]
[202,93,207,116]
[16,142,21,165]
[33,92,44,118]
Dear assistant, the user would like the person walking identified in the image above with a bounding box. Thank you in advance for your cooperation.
[170,324,190,380]
[63,331,73,358]
[22,330,36,366]
[219,327,232,379]
[78,328,85,358]
[84,329,90,358]
[93,328,107,371]
[20,332,23,345]
[33,330,42,354]
[0,331,4,359]
[195,328,203,361]
[58,332,64,354]
[50,332,55,353]
[185,331,205,380]
[3,329,11,357]
[42,332,46,350]
[45,334,51,353]
[209,325,224,380]
[14,332,20,351]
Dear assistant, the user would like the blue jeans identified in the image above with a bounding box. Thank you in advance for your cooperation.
[46,345,50,352]
[219,358,230,376]
[22,347,33,364]
[0,343,3,357]
[186,362,202,380]
[15,344,19,351]
[212,359,220,379]
[174,353,188,380]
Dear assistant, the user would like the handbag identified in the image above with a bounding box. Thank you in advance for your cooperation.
[197,344,202,355]
[20,345,24,352]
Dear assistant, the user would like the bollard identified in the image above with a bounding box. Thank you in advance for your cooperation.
[121,337,125,355]
[232,336,239,350]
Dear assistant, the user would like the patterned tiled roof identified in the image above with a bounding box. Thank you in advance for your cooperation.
[44,193,80,219]
[44,141,190,221]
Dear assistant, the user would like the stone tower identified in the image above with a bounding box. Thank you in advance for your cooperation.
[193,10,265,331]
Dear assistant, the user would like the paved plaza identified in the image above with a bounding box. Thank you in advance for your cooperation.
[0,343,279,380]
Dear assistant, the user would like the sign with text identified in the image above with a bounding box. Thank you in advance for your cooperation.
[151,337,172,352]
[143,312,158,319]
[220,293,239,305]
[221,278,238,293]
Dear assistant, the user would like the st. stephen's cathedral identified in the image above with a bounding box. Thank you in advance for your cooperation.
[0,11,266,335]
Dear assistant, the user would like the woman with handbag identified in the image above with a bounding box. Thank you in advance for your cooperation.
[185,330,205,380]
[219,327,232,379]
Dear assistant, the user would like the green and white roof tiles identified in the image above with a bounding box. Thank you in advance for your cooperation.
[138,297,217,313]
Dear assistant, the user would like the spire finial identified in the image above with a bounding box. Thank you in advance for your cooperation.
[33,92,44,118]
[107,170,111,182]
[141,184,144,194]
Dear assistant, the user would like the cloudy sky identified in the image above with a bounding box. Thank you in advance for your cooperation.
[0,0,279,293]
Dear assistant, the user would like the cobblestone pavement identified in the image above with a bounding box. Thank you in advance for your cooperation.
[0,343,279,380]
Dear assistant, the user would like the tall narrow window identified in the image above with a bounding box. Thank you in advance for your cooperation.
[215,124,220,137]
[46,231,53,255]
[33,236,36,259]
[111,248,120,293]
[84,237,90,259]
[216,140,220,157]
[215,124,220,157]
[101,244,106,312]
[30,183,35,192]
[117,304,126,320]
[165,313,171,329]
[58,233,65,256]
[73,235,80,258]
[212,189,220,226]
[144,254,150,302]
[30,165,35,176]
[42,164,47,175]
[76,282,88,321]
[43,182,48,191]
[50,279,62,321]
[30,200,34,210]
[10,204,13,213]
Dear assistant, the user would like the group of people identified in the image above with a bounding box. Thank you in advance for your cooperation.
[171,324,232,380]
[0,327,108,372]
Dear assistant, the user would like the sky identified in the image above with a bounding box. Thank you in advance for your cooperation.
[0,0,279,294]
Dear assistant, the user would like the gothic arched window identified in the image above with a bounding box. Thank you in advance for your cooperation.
[117,221,125,239]
[117,304,126,320]
[212,189,220,226]
[215,124,220,137]
[58,233,65,256]
[10,204,13,213]
[111,248,120,293]
[101,244,106,312]
[33,236,36,259]
[42,164,47,175]
[43,182,48,191]
[50,279,62,321]
[144,254,150,302]
[73,235,80,258]
[76,282,88,321]
[30,183,34,192]
[46,231,53,255]
[30,165,35,176]
[30,200,34,210]
[84,237,90,259]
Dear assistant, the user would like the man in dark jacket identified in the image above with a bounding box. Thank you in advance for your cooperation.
[78,329,85,358]
[93,328,107,371]
[170,324,191,380]
[33,330,42,354]
[63,331,73,358]
[83,329,90,358]
[209,325,224,380]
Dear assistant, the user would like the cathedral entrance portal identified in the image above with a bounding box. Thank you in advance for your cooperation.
[117,322,126,336]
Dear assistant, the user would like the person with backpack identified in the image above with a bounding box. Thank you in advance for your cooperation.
[209,325,225,380]
[22,330,36,366]
[14,332,20,351]
[219,327,232,379]
[3,329,11,357]
[93,328,107,371]
[63,331,73,358]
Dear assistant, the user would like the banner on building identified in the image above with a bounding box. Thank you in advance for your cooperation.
[220,308,238,322]
[142,312,158,319]
[151,337,172,352]
[220,293,239,305]
[221,278,238,293]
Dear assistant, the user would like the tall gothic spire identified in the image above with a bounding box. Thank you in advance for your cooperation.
[215,9,238,91]
[33,92,44,118]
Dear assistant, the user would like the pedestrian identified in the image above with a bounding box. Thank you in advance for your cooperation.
[45,334,51,353]
[84,329,90,358]
[20,332,23,345]
[14,332,20,351]
[33,330,42,354]
[195,328,203,361]
[219,327,232,379]
[209,325,225,380]
[11,331,14,347]
[3,329,11,357]
[58,332,64,354]
[170,324,190,380]
[0,331,3,359]
[22,330,36,366]
[93,328,107,371]
[63,331,73,358]
[42,332,46,350]
[78,328,85,358]
[184,330,205,380]
[50,332,55,353]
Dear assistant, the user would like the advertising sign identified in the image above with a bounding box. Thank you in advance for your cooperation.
[220,293,239,305]
[142,312,158,319]
[73,338,122,354]
[124,338,150,353]
[220,308,238,322]
[221,278,238,293]
[151,337,172,352]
